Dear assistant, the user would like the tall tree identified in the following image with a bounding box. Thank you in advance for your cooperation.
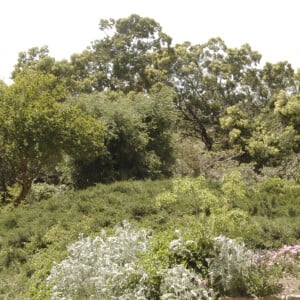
[261,61,296,99]
[12,46,76,95]
[70,14,173,93]
[0,81,13,203]
[12,46,53,78]
[0,70,106,205]
[171,38,262,150]
[65,85,177,187]
[220,65,300,169]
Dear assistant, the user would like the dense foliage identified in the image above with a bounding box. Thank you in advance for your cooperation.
[0,13,300,299]
[0,70,106,205]
[1,14,300,200]
[0,176,299,299]
[66,85,177,187]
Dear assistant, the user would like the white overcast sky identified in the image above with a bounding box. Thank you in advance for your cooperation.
[1,0,300,83]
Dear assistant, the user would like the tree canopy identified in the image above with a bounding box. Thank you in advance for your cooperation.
[0,70,106,205]
[69,14,173,93]
[1,14,300,205]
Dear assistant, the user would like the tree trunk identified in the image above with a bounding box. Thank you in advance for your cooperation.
[14,178,33,207]
[199,126,213,151]
[184,105,213,150]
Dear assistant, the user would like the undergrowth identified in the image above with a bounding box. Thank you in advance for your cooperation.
[0,175,299,299]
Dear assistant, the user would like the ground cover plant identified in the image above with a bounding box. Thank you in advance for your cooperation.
[0,174,299,299]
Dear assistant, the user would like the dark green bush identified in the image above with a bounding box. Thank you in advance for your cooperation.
[2,216,18,229]
[66,88,177,189]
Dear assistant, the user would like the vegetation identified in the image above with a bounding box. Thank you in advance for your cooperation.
[0,177,299,298]
[0,14,299,299]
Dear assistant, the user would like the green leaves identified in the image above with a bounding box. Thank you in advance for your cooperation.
[172,38,262,149]
[275,91,300,125]
[66,86,177,187]
[69,14,173,93]
[0,70,106,204]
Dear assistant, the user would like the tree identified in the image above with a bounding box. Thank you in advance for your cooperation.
[219,60,299,168]
[245,112,297,168]
[274,90,300,130]
[0,80,7,94]
[12,46,54,78]
[261,61,296,99]
[69,14,173,93]
[170,38,262,150]
[0,80,14,203]
[12,46,76,95]
[65,85,177,187]
[0,70,106,205]
[220,89,300,170]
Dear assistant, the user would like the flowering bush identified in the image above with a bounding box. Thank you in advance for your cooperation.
[47,221,286,299]
[254,244,300,274]
[266,244,300,265]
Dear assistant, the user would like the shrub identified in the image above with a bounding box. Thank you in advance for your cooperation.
[47,221,151,299]
[209,236,282,297]
[47,222,216,299]
[160,265,214,300]
[261,244,300,274]
[209,236,254,296]
[248,178,300,217]
[28,183,69,202]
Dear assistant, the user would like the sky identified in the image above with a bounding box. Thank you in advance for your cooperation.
[1,0,300,83]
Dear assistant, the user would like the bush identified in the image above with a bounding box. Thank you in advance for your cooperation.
[47,222,284,299]
[248,178,300,217]
[47,221,151,299]
[1,177,298,299]
[209,236,255,296]
[209,236,282,297]
[47,222,216,299]
[160,265,214,300]
[67,88,177,188]
[28,183,69,202]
